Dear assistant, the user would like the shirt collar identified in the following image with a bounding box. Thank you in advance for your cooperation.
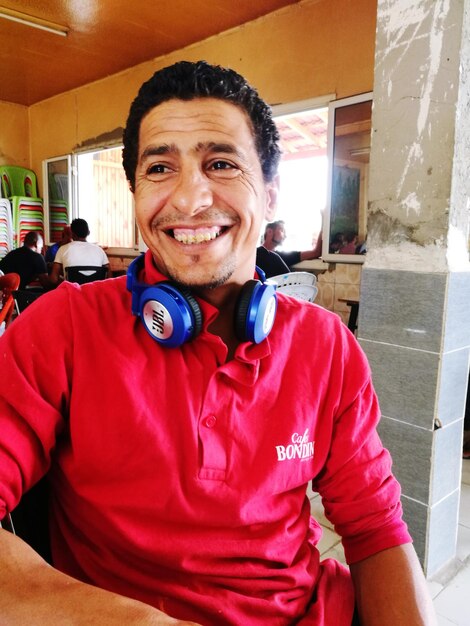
[141,250,273,363]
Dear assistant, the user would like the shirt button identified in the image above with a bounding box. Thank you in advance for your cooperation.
[204,415,217,428]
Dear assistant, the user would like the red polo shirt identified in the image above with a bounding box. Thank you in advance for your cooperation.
[0,251,411,625]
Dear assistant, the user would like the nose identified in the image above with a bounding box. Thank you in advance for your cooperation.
[169,166,212,216]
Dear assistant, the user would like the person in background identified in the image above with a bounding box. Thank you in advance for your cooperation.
[49,218,110,283]
[261,219,322,268]
[255,244,290,278]
[45,225,73,265]
[0,60,437,626]
[339,232,358,254]
[0,231,57,290]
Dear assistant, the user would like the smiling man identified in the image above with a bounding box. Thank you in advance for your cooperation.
[0,61,436,625]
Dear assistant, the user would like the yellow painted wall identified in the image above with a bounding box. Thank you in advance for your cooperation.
[0,101,29,167]
[28,0,377,192]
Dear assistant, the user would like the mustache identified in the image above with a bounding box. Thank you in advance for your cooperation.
[151,209,236,228]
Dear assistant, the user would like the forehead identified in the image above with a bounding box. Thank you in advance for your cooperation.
[138,98,256,149]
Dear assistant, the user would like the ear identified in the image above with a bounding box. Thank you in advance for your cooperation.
[264,174,280,222]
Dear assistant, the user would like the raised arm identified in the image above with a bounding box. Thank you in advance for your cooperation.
[0,528,200,625]
[350,543,437,626]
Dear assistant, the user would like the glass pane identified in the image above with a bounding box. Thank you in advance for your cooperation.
[47,158,69,243]
[76,147,134,248]
[323,94,372,262]
[274,107,328,252]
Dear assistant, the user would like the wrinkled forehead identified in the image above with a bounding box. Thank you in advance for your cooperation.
[140,97,256,141]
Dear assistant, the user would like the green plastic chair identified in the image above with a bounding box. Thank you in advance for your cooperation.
[0,166,44,248]
[0,165,39,198]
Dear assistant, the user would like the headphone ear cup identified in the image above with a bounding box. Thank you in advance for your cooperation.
[139,283,203,348]
[235,280,277,344]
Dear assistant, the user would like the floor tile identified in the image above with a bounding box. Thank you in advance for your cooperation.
[310,495,335,530]
[427,579,444,600]
[433,562,470,625]
[317,526,341,555]
[456,524,470,562]
[321,540,347,566]
[436,615,459,625]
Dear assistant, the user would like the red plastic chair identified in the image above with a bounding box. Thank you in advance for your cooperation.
[0,273,21,329]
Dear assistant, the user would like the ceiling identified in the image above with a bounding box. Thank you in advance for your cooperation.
[0,0,300,106]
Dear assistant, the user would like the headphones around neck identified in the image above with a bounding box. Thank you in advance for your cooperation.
[126,255,277,348]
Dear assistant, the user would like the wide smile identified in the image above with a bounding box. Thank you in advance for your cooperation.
[167,225,230,245]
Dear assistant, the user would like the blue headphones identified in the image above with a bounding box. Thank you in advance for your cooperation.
[126,255,277,348]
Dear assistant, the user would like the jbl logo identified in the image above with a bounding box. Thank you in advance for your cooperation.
[152,308,165,335]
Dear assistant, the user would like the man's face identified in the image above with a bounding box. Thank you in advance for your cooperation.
[272,224,286,246]
[134,98,278,289]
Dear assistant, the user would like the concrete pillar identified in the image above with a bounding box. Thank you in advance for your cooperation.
[359,0,470,577]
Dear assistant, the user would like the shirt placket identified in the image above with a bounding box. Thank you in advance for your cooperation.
[198,369,231,482]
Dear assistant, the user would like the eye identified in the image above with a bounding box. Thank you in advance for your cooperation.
[147,163,168,175]
[144,162,173,181]
[210,160,232,170]
[207,160,239,177]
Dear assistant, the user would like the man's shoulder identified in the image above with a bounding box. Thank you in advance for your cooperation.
[32,275,128,316]
[256,246,290,278]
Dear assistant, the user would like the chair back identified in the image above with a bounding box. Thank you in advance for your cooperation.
[0,165,39,198]
[12,288,44,314]
[268,271,318,303]
[0,272,21,327]
[0,476,52,564]
[66,265,108,284]
[0,198,14,259]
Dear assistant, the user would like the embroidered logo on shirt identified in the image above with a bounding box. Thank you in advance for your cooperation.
[275,428,315,461]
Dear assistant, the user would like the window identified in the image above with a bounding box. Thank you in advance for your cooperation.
[42,155,72,244]
[322,92,372,263]
[272,93,373,263]
[75,146,136,248]
[272,98,330,253]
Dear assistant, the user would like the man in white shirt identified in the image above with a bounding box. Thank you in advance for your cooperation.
[50,218,110,283]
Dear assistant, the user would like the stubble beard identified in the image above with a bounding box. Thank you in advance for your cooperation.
[167,252,236,291]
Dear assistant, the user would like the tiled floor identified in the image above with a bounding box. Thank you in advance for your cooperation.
[309,459,470,626]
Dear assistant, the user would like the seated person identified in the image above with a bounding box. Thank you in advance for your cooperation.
[0,232,57,290]
[49,218,110,283]
[261,220,322,268]
[330,231,346,253]
[45,226,73,265]
[0,60,436,626]
[255,245,290,278]
[339,232,358,255]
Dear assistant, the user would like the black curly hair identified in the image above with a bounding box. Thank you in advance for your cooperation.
[122,60,281,191]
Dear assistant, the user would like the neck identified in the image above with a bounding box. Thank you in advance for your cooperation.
[196,282,241,361]
[263,240,276,252]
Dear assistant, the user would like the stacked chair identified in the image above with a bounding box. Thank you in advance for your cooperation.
[269,271,318,303]
[0,198,14,260]
[0,165,44,249]
[48,172,69,242]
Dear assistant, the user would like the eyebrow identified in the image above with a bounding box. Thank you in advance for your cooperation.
[139,141,244,164]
